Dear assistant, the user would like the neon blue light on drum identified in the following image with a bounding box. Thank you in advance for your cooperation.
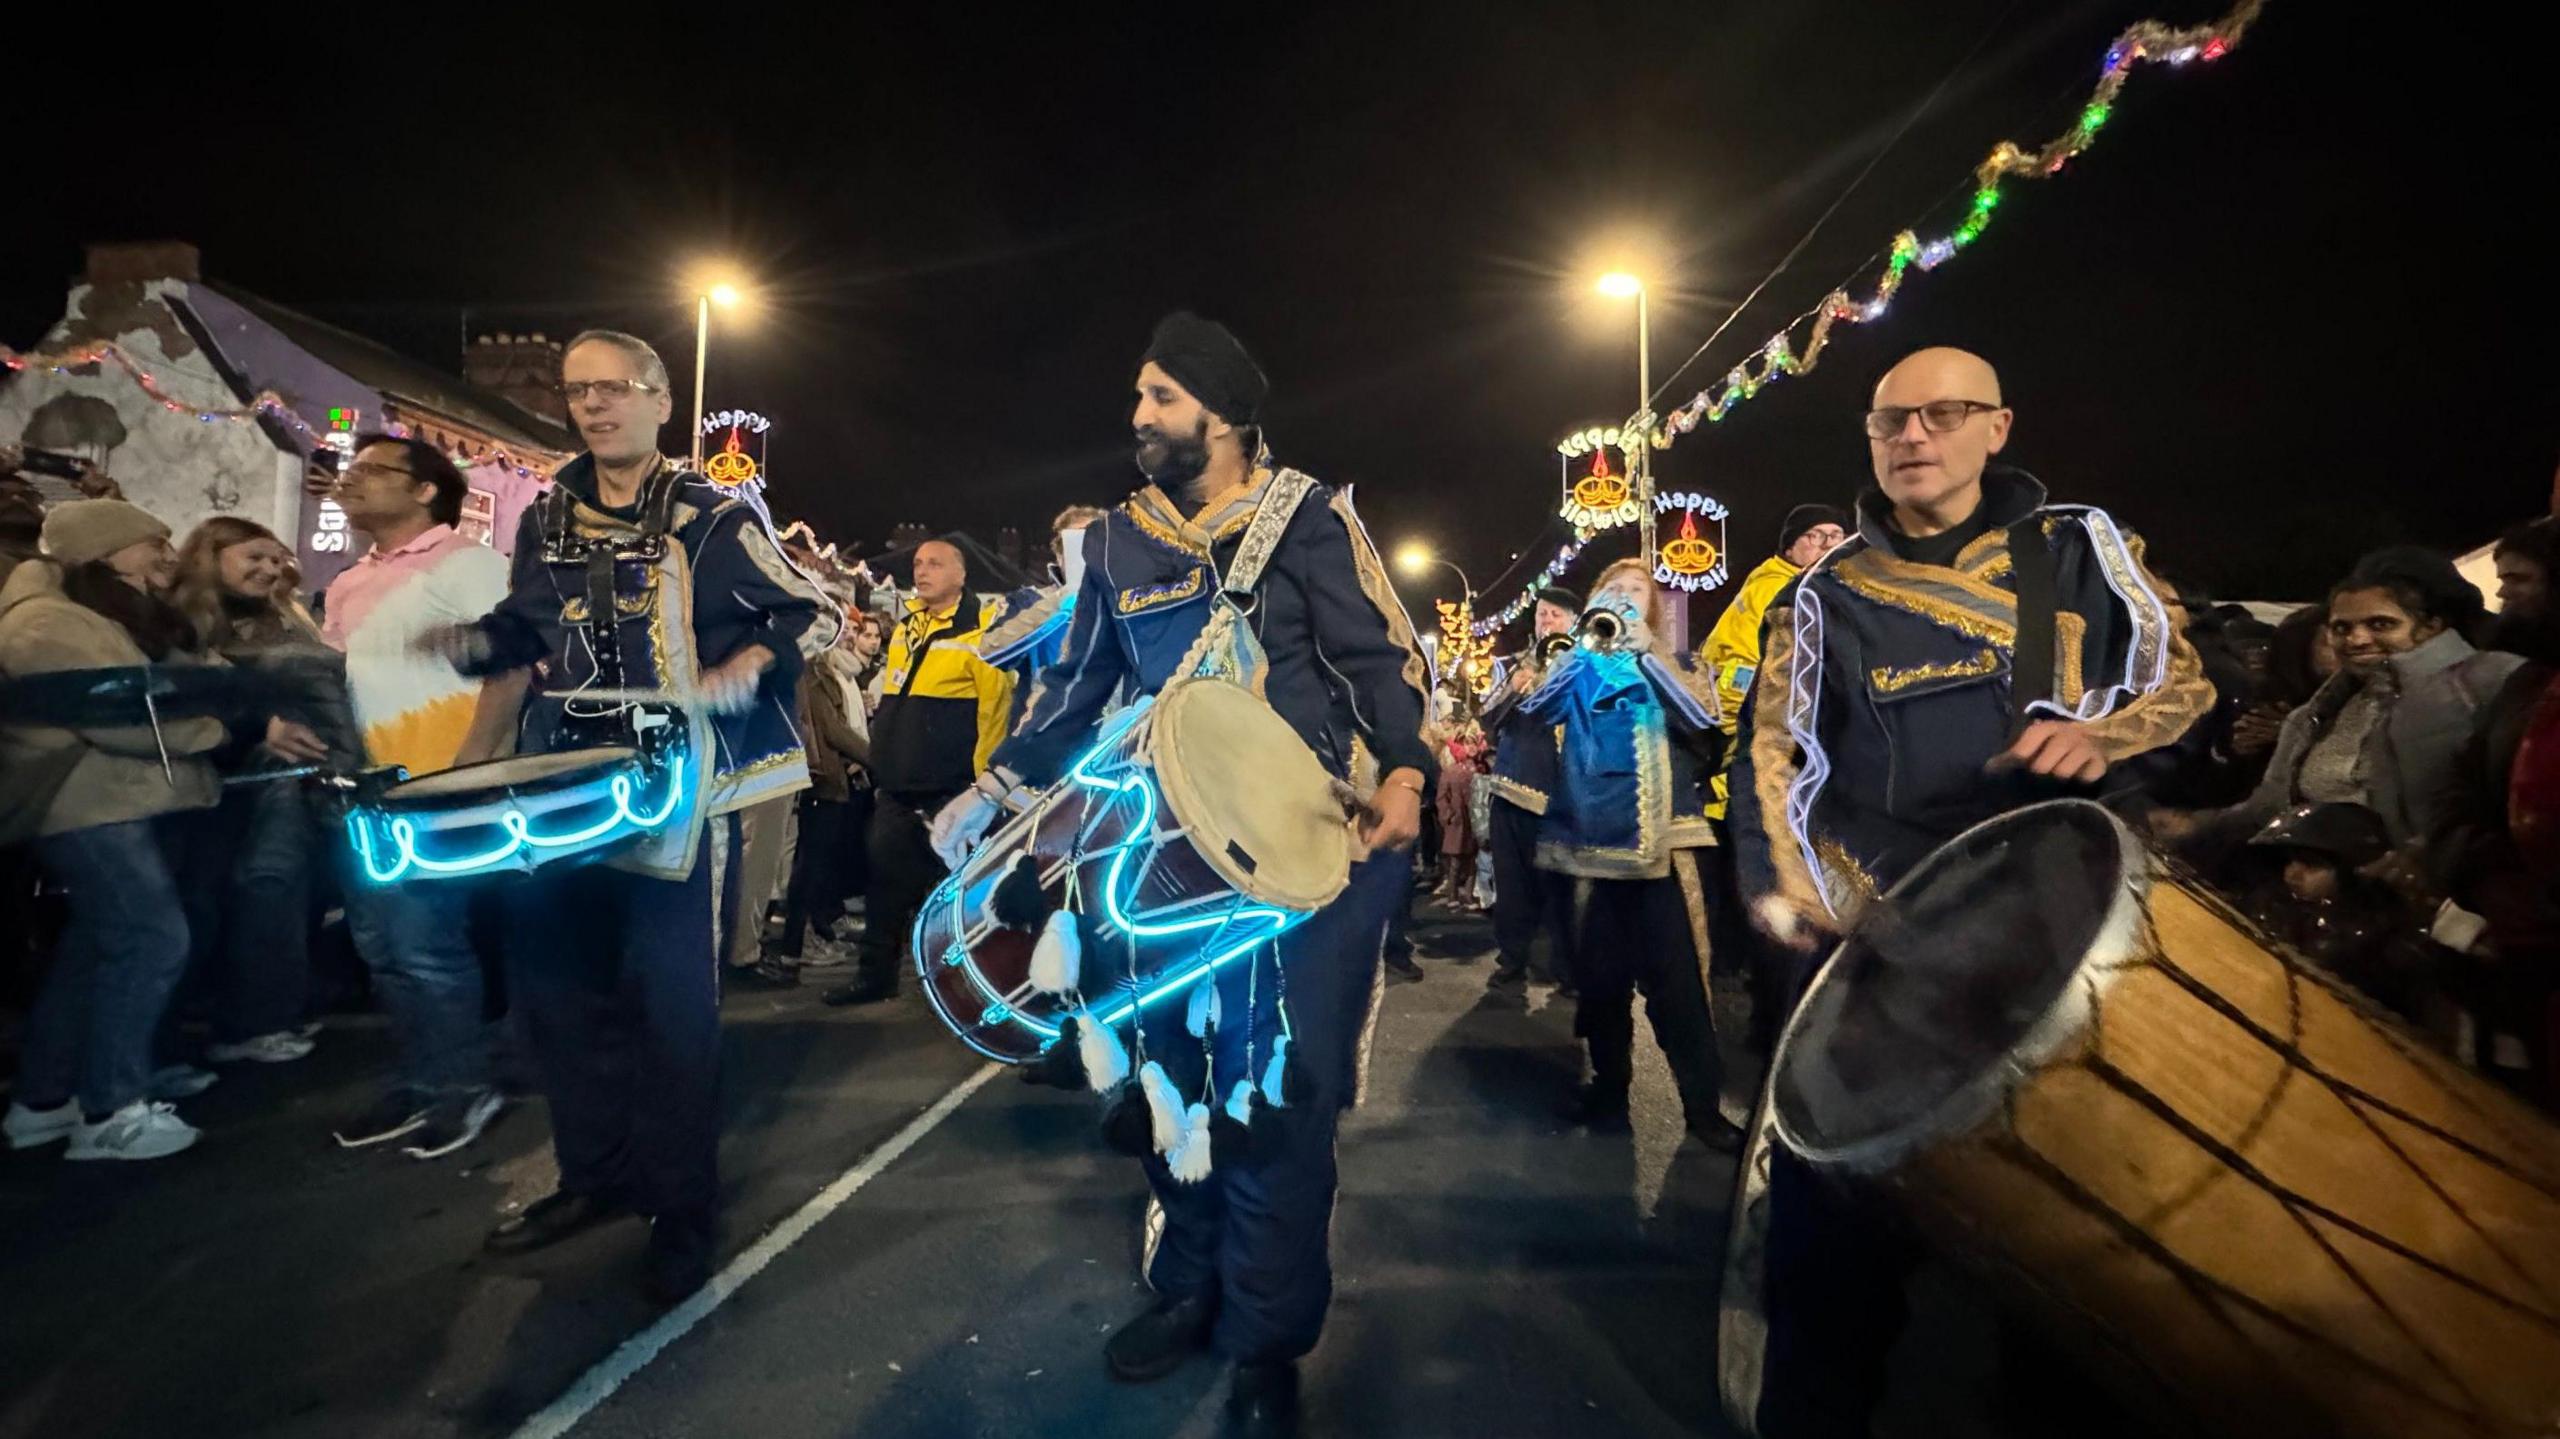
[959,734,1305,1044]
[346,753,689,884]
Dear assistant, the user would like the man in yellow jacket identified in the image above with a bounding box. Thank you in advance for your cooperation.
[824,539,1015,1006]
[1698,504,1849,818]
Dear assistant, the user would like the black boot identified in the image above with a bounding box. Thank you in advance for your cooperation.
[821,973,899,1007]
[1226,1361,1300,1437]
[644,1212,715,1305]
[484,1189,629,1254]
[1557,1082,1631,1132]
[1103,1289,1217,1382]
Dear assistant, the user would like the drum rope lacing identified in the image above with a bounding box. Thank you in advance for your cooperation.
[1956,881,2560,1424]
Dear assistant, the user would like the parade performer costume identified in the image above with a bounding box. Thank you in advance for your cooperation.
[932,312,1429,1436]
[1481,588,1578,992]
[1492,561,1735,1143]
[1722,348,2212,1436]
[442,332,825,1303]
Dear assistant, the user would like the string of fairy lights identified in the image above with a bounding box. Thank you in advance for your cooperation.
[1465,0,2265,638]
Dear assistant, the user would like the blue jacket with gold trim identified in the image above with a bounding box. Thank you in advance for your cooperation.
[1484,649,1563,817]
[1489,641,1722,880]
[1729,468,2214,924]
[474,454,827,831]
[991,469,1432,790]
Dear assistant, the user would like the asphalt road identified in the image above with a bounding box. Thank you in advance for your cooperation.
[3,899,2036,1439]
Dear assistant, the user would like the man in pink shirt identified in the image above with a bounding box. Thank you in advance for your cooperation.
[318,437,512,1159]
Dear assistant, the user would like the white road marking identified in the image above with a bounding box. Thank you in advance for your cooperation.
[508,1064,1003,1439]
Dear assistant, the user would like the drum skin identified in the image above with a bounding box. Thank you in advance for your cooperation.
[1773,801,2560,1439]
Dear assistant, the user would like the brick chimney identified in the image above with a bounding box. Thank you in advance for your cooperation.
[84,241,202,286]
[463,331,569,425]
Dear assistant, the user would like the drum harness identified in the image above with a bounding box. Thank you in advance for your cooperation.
[1078,472,1325,1181]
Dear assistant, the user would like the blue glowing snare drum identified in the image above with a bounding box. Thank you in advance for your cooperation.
[343,743,687,884]
[915,678,1356,1063]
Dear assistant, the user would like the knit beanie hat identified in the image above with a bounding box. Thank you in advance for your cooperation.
[41,499,169,567]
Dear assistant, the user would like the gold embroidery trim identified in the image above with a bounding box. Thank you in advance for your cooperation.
[1748,608,1827,915]
[1813,836,1882,907]
[1116,568,1206,615]
[1671,849,1715,1001]
[2054,610,2087,708]
[1328,489,1434,734]
[1832,552,2018,647]
[1867,648,2001,695]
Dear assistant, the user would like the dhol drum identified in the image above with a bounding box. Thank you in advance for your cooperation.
[1761,798,2560,1439]
[342,739,688,885]
[915,677,1354,1063]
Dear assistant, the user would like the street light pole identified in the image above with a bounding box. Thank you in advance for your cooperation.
[1634,283,1656,577]
[689,292,711,472]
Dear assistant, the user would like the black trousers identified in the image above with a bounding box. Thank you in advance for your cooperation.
[1143,850,1410,1362]
[502,814,736,1232]
[860,792,952,987]
[1567,852,1723,1123]
[1489,801,1572,980]
[776,788,869,959]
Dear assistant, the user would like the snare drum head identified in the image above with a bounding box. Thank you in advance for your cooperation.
[1151,678,1353,913]
[384,747,636,800]
[1771,799,2146,1173]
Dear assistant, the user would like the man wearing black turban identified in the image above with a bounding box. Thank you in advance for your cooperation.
[929,311,1431,1436]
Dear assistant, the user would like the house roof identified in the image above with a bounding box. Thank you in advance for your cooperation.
[201,281,574,456]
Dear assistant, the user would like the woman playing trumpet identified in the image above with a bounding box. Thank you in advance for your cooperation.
[1486,557,1740,1147]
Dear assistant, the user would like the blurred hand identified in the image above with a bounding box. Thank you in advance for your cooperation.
[71,459,121,499]
[2359,843,2432,905]
[1751,893,1838,955]
[697,646,773,716]
[412,622,489,669]
[0,442,22,475]
[304,459,340,499]
[1991,720,2108,784]
[929,788,1000,869]
[2229,704,2286,757]
[262,717,331,764]
[1358,770,1425,853]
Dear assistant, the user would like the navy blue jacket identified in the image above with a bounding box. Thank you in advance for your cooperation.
[472,454,826,838]
[1484,649,1562,816]
[993,469,1432,790]
[1729,468,2214,923]
[1486,642,1722,879]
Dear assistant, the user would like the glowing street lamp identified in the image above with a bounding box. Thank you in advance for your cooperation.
[689,272,749,469]
[1395,541,1474,600]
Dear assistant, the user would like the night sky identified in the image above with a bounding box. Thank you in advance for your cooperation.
[5,3,2551,626]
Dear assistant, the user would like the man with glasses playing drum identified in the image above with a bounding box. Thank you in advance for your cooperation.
[928,312,1429,1437]
[1723,347,2214,1436]
[422,329,827,1304]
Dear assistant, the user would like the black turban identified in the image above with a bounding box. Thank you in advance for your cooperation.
[1141,311,1268,426]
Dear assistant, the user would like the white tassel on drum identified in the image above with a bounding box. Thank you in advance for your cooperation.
[1079,1014,1129,1093]
[1225,1078,1256,1125]
[1166,1102,1215,1184]
[1028,911,1082,995]
[1185,983,1221,1039]
[1140,1061,1187,1155]
[1260,1033,1293,1109]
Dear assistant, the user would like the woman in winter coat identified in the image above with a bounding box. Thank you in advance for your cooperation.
[0,501,264,1160]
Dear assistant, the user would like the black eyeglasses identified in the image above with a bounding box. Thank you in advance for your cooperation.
[557,379,663,402]
[1863,399,2002,441]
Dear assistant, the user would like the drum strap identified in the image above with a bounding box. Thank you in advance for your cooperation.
[2008,515,2059,734]
[1219,470,1319,601]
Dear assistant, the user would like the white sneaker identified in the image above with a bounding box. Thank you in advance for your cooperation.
[206,1031,316,1065]
[149,1064,221,1100]
[4,1100,78,1150]
[66,1102,200,1161]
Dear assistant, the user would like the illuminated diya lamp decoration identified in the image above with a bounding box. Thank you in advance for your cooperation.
[703,425,761,488]
[1559,445,1642,531]
[1651,491,1731,594]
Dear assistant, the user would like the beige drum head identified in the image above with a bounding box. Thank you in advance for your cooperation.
[387,747,635,799]
[1151,678,1353,912]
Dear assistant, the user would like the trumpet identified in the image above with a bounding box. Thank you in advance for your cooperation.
[1577,605,1629,650]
